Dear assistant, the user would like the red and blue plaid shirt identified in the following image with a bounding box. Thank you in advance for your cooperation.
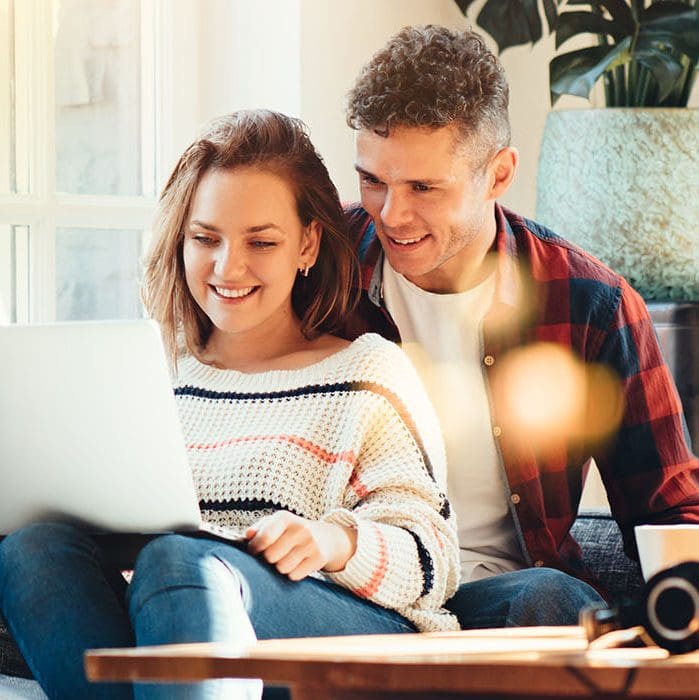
[343,202,699,593]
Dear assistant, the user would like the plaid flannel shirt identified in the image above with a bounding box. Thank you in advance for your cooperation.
[343,202,699,591]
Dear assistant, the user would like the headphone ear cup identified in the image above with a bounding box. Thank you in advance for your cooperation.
[641,561,699,654]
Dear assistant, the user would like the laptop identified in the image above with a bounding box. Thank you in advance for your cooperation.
[0,320,245,550]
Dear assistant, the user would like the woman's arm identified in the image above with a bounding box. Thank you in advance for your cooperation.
[319,339,460,612]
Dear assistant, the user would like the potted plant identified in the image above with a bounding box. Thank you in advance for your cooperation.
[456,0,699,302]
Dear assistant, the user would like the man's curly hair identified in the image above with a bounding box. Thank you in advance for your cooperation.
[346,25,510,162]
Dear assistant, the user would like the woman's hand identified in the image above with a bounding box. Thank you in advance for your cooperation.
[246,511,357,581]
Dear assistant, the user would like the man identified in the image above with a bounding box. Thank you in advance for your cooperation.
[342,24,699,628]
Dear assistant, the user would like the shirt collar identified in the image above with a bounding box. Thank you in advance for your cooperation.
[493,202,521,310]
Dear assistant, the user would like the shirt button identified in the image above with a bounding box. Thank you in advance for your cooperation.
[534,560,544,567]
[484,355,495,366]
[510,493,520,505]
[493,426,502,438]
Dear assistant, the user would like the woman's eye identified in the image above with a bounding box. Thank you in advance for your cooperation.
[192,234,217,245]
[251,240,276,249]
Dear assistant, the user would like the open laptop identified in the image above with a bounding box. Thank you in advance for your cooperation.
[0,320,245,550]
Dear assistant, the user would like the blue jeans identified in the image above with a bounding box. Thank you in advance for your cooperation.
[445,567,605,628]
[0,523,415,700]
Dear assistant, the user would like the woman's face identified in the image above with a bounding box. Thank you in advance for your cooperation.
[183,167,319,345]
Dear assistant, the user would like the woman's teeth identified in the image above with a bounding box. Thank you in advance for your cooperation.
[215,286,255,298]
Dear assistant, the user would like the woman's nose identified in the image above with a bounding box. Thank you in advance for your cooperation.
[214,244,245,279]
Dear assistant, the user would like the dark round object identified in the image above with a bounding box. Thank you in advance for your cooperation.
[641,561,699,655]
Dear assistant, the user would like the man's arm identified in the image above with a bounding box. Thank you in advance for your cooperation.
[592,279,699,556]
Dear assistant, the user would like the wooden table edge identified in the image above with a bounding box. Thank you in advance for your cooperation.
[84,644,699,698]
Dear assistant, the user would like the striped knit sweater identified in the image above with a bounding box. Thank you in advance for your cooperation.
[173,332,460,632]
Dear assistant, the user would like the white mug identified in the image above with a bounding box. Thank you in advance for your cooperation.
[634,524,699,581]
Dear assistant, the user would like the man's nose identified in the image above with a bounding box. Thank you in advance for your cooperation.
[380,190,412,229]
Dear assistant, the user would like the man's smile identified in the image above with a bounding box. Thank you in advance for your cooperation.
[386,233,430,249]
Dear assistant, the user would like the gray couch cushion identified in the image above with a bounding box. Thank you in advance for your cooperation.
[0,617,30,679]
[570,509,644,602]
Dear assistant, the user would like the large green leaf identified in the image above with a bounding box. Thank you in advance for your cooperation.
[543,0,560,33]
[550,38,631,103]
[640,6,699,62]
[565,0,635,25]
[476,0,543,52]
[555,11,632,49]
[633,46,685,101]
[455,0,565,51]
[454,0,480,15]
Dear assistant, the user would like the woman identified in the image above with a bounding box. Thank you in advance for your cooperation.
[0,110,459,700]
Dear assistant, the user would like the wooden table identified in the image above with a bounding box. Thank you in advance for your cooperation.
[85,626,699,699]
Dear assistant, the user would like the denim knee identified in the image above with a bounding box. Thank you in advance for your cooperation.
[518,567,594,599]
[509,567,604,626]
[0,522,93,585]
[127,534,247,615]
[1,521,90,557]
[128,535,191,603]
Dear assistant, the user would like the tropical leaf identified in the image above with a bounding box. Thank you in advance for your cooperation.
[599,0,636,24]
[476,0,543,52]
[452,0,698,106]
[633,47,685,101]
[454,0,480,15]
[550,38,631,103]
[543,0,560,33]
[455,0,566,52]
[640,6,699,62]
[555,11,632,49]
[565,0,635,25]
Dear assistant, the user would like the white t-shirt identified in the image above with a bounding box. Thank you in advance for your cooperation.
[382,258,525,583]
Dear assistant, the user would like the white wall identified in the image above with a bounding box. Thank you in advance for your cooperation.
[199,0,302,118]
[298,0,466,201]
[180,0,699,214]
[188,0,467,200]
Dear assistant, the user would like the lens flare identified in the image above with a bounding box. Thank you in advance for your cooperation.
[491,343,624,456]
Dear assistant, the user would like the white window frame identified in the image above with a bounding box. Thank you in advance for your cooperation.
[0,0,200,324]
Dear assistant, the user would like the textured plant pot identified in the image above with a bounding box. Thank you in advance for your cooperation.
[536,108,699,301]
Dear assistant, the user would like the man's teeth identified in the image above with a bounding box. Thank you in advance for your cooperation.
[392,236,424,245]
[215,286,255,298]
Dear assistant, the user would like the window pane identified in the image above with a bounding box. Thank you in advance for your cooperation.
[0,1,11,192]
[0,224,30,323]
[56,227,145,320]
[54,0,152,196]
[0,0,29,194]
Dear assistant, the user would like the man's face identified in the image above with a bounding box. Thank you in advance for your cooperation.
[355,124,497,293]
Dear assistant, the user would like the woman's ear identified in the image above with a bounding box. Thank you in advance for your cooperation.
[299,220,322,270]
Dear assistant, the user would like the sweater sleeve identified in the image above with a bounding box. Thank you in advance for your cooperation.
[321,338,460,616]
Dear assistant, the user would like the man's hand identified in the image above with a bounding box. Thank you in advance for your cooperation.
[246,511,357,581]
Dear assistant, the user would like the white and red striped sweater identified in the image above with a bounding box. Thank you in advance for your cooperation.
[173,332,459,632]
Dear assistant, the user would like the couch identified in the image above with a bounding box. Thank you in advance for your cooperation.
[0,508,645,687]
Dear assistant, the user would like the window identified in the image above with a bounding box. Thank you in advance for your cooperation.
[0,0,179,324]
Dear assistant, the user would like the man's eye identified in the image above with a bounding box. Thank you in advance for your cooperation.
[360,174,382,185]
[413,183,431,192]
